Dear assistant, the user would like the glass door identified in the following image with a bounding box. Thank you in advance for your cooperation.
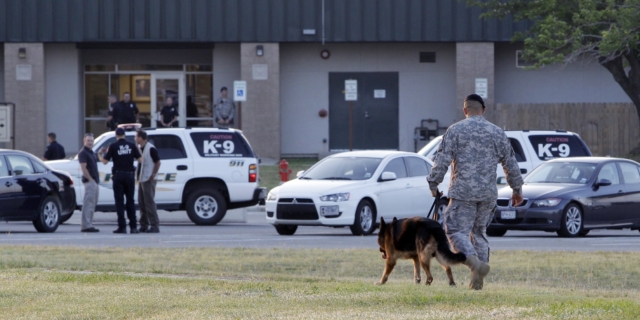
[151,73,186,128]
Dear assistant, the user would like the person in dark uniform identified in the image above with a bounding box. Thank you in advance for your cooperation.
[159,96,179,127]
[98,128,143,234]
[186,96,198,127]
[119,92,139,124]
[43,132,66,161]
[106,94,120,131]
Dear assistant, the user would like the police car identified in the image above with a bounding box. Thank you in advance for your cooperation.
[419,130,593,223]
[47,125,266,225]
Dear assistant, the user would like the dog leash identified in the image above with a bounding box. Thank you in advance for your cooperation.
[427,189,440,222]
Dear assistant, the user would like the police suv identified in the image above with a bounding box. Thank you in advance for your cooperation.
[419,130,592,222]
[47,126,265,225]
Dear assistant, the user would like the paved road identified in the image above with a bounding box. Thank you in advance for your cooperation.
[0,209,638,251]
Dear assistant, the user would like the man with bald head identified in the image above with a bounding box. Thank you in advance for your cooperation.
[427,94,524,290]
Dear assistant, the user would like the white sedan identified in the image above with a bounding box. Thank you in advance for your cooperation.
[265,151,436,236]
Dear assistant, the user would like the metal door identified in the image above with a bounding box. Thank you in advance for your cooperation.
[329,73,399,150]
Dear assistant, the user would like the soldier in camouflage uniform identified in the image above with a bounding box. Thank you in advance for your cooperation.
[214,87,236,127]
[427,94,524,290]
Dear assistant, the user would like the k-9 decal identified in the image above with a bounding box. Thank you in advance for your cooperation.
[528,135,588,160]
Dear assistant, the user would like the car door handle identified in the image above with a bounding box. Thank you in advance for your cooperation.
[4,181,11,187]
[520,168,528,174]
[618,190,624,194]
[177,165,188,171]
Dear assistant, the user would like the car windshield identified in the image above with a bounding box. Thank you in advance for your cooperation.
[301,157,382,181]
[417,136,442,158]
[524,162,596,184]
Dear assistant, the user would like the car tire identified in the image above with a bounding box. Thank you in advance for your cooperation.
[486,228,507,237]
[186,188,227,225]
[59,211,74,224]
[274,225,298,235]
[557,203,583,238]
[33,196,61,233]
[350,200,376,236]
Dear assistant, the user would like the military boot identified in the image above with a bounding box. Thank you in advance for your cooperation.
[464,255,490,290]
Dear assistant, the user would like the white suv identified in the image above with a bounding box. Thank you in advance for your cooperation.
[419,130,592,221]
[47,127,266,225]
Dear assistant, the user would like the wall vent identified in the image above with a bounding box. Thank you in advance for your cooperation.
[419,52,436,63]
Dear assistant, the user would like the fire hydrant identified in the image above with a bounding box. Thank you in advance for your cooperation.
[279,159,292,183]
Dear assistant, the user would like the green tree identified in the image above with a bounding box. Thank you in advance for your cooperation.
[468,0,640,115]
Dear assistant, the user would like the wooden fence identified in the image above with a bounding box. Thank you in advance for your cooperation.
[485,103,639,157]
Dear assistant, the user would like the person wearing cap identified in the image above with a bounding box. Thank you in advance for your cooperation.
[214,86,235,127]
[98,127,143,234]
[426,93,524,290]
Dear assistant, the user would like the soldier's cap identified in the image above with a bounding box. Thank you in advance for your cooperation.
[220,86,228,92]
[115,128,126,136]
[464,94,485,108]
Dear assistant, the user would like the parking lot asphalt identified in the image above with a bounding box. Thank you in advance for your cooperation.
[0,208,638,251]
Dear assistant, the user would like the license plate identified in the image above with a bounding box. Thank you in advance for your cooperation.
[501,210,516,219]
[320,206,339,217]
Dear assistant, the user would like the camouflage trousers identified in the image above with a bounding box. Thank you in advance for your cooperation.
[443,198,496,263]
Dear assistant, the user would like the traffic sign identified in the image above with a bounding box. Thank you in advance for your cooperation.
[233,81,247,102]
[345,80,357,101]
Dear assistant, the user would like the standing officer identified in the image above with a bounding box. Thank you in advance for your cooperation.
[214,87,235,127]
[119,92,139,124]
[427,94,524,290]
[106,94,120,130]
[78,133,100,233]
[159,96,179,127]
[98,128,143,234]
[43,132,66,160]
[135,130,161,233]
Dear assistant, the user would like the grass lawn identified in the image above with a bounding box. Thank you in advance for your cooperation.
[259,158,318,192]
[0,246,638,319]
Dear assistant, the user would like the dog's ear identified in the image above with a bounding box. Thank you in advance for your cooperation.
[392,217,398,223]
[380,217,385,225]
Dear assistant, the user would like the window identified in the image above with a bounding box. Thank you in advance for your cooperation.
[190,132,253,158]
[31,159,48,173]
[148,135,187,160]
[405,157,430,177]
[96,136,136,152]
[0,156,9,177]
[382,158,408,179]
[7,155,35,175]
[509,138,527,162]
[597,163,620,185]
[527,135,591,160]
[619,162,640,184]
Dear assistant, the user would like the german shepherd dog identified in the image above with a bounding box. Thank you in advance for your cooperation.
[376,217,466,286]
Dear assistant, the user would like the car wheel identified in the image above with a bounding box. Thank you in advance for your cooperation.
[350,200,376,236]
[186,188,227,225]
[33,196,61,233]
[274,225,298,235]
[557,203,583,237]
[486,228,507,237]
[59,211,74,224]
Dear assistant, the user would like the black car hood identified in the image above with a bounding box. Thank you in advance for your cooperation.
[498,183,585,199]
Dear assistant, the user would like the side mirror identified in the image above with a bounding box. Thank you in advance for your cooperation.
[496,176,507,185]
[596,179,612,187]
[380,172,397,181]
[13,170,23,176]
[296,170,305,178]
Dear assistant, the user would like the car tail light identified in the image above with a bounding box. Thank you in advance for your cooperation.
[249,164,257,182]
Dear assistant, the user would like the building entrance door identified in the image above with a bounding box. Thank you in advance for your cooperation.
[151,73,186,128]
[329,72,399,150]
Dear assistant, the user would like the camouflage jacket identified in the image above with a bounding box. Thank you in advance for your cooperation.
[427,116,523,201]
[214,98,235,121]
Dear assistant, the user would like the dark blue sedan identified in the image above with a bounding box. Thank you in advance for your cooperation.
[488,157,640,237]
[0,150,75,232]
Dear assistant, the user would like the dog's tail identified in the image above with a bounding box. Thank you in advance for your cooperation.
[430,226,466,264]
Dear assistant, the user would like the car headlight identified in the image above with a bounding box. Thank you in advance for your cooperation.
[533,198,562,207]
[266,191,278,201]
[319,192,350,202]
